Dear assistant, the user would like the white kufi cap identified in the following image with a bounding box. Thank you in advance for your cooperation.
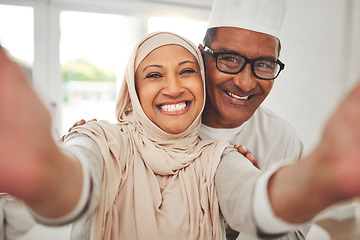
[208,0,286,39]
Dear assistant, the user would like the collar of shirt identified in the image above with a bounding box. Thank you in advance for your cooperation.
[198,123,245,142]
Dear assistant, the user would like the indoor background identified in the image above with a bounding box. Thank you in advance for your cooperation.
[0,0,359,239]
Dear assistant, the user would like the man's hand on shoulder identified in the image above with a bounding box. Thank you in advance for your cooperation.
[234,145,260,169]
[60,118,97,142]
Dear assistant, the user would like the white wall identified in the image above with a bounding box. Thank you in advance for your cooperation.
[263,0,360,154]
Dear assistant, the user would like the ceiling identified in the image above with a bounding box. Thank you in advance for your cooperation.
[145,0,214,8]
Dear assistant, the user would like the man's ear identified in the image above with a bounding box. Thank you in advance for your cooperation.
[198,44,205,55]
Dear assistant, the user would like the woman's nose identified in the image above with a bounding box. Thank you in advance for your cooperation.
[162,75,183,97]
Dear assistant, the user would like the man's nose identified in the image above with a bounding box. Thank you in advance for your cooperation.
[232,64,257,92]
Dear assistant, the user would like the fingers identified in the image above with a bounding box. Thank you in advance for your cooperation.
[235,144,248,155]
[68,118,98,132]
[69,119,86,131]
[60,118,98,143]
[60,119,85,143]
[68,119,89,132]
[234,145,260,169]
[246,152,260,169]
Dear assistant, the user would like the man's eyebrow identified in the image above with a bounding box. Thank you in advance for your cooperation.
[258,56,277,61]
[216,48,277,60]
[215,47,237,54]
[142,64,162,72]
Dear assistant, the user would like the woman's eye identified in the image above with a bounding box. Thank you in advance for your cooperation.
[180,69,196,75]
[146,73,162,79]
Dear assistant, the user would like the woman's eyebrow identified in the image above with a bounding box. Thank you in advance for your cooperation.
[142,60,198,72]
[142,64,163,72]
[179,60,197,66]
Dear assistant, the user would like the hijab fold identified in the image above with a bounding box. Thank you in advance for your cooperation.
[67,32,229,240]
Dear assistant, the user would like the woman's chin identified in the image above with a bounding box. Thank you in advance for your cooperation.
[161,124,190,135]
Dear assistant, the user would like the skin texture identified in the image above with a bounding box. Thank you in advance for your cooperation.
[135,45,204,134]
[200,27,279,128]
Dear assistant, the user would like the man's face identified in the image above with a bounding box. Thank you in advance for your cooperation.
[202,27,279,128]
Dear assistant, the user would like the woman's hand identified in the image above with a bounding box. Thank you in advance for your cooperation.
[0,47,83,219]
[317,79,360,198]
[0,47,54,197]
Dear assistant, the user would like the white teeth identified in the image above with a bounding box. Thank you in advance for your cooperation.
[160,102,187,112]
[227,91,249,100]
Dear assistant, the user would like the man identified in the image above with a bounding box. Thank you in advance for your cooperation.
[197,0,308,239]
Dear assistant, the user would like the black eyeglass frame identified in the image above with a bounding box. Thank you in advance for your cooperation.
[204,45,285,80]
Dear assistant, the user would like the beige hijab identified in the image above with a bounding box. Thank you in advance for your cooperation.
[69,32,229,240]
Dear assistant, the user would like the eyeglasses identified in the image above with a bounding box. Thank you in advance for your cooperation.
[204,45,285,80]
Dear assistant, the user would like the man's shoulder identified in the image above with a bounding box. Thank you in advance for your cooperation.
[239,106,303,164]
[248,106,294,131]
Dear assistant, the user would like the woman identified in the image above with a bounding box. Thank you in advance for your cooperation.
[0,32,260,239]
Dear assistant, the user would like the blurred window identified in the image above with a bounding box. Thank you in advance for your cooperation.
[148,17,207,45]
[0,4,34,81]
[60,11,133,135]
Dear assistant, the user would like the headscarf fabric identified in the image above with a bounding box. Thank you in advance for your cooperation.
[66,32,229,240]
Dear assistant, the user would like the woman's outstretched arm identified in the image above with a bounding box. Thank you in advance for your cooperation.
[0,46,83,219]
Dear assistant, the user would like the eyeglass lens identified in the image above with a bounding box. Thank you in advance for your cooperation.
[217,54,281,79]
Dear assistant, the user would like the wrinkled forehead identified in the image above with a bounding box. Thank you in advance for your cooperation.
[135,32,200,70]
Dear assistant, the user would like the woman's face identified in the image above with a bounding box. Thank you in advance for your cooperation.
[135,44,204,134]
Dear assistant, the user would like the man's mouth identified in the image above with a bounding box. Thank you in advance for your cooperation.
[225,91,253,100]
[158,101,189,112]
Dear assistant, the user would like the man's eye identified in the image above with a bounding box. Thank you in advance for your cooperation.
[218,54,242,66]
[146,73,162,79]
[223,56,238,63]
[255,61,276,71]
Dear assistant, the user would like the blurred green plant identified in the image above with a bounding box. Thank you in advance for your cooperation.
[62,59,116,82]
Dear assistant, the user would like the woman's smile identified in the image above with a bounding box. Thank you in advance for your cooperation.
[157,101,191,114]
